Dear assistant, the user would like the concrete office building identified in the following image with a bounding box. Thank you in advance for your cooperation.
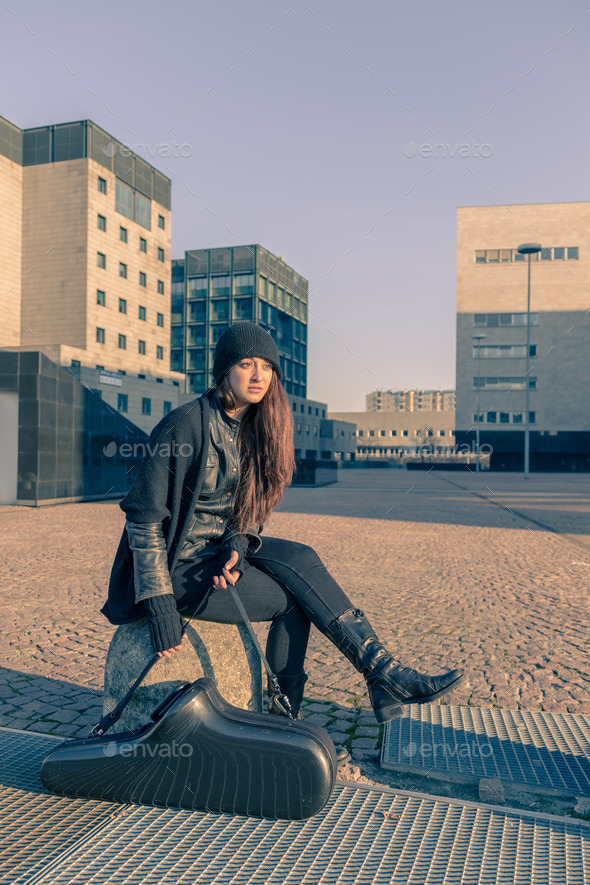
[290,395,356,461]
[171,245,308,397]
[329,409,455,460]
[0,115,184,435]
[366,388,455,412]
[456,203,590,471]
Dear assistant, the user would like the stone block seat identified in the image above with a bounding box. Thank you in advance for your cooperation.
[102,617,263,732]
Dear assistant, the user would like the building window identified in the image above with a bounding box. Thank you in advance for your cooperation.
[119,298,127,314]
[139,272,147,287]
[529,412,536,424]
[70,359,81,368]
[156,345,164,360]
[97,252,106,269]
[189,277,207,298]
[212,275,230,297]
[475,246,579,263]
[118,393,128,413]
[157,312,164,327]
[158,214,165,230]
[142,397,151,416]
[402,430,408,437]
[96,289,106,306]
[139,237,147,253]
[158,247,165,262]
[115,180,133,220]
[139,305,146,320]
[96,327,105,343]
[163,401,172,415]
[157,280,165,295]
[98,176,107,194]
[138,340,146,354]
[118,334,126,350]
[120,226,128,242]
[119,262,127,278]
[499,412,510,424]
[97,214,106,232]
[474,313,537,327]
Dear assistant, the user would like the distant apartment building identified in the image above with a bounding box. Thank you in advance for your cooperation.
[456,203,590,471]
[329,409,455,460]
[171,245,308,397]
[0,115,184,434]
[366,388,455,412]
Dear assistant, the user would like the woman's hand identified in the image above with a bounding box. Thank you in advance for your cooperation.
[213,550,242,590]
[157,641,183,659]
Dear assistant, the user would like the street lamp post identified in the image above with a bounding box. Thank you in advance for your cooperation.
[472,334,486,472]
[517,242,542,479]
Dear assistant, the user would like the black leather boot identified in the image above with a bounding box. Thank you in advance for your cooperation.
[268,673,350,765]
[325,609,465,723]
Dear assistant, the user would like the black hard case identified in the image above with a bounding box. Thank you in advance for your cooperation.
[40,677,338,820]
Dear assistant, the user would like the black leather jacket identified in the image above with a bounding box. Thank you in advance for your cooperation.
[126,392,260,605]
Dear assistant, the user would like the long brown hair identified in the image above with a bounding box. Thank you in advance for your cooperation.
[216,370,295,532]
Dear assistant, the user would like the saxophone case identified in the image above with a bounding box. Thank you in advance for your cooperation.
[40,677,338,821]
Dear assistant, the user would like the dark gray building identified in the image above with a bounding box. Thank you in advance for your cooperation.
[171,245,308,397]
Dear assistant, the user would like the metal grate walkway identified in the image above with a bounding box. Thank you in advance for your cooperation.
[1,727,589,884]
[381,704,590,797]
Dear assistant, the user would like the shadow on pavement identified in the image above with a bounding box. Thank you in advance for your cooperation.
[278,469,590,537]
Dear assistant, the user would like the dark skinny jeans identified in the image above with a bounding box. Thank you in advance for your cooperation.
[171,538,354,678]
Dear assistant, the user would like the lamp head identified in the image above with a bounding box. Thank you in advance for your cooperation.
[517,243,542,255]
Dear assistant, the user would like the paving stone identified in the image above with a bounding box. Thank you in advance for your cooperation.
[326,730,350,744]
[351,737,379,750]
[303,713,331,727]
[351,748,380,761]
[479,778,505,805]
[356,726,380,737]
[573,797,590,815]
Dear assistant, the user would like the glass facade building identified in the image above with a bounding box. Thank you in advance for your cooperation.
[171,245,308,397]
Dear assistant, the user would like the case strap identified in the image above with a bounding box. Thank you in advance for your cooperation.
[228,584,293,718]
[90,582,292,736]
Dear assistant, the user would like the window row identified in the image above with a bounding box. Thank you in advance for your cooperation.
[475,246,578,263]
[357,428,449,437]
[473,376,537,390]
[474,411,536,424]
[114,393,171,417]
[96,327,164,358]
[474,313,538,327]
[473,344,536,358]
[96,256,165,291]
[291,403,324,417]
[96,292,164,324]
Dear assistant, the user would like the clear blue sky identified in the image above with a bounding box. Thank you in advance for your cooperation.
[2,0,588,409]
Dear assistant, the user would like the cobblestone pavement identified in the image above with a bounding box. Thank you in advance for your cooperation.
[1,469,589,773]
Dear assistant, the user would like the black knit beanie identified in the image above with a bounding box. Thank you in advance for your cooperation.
[213,323,282,383]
